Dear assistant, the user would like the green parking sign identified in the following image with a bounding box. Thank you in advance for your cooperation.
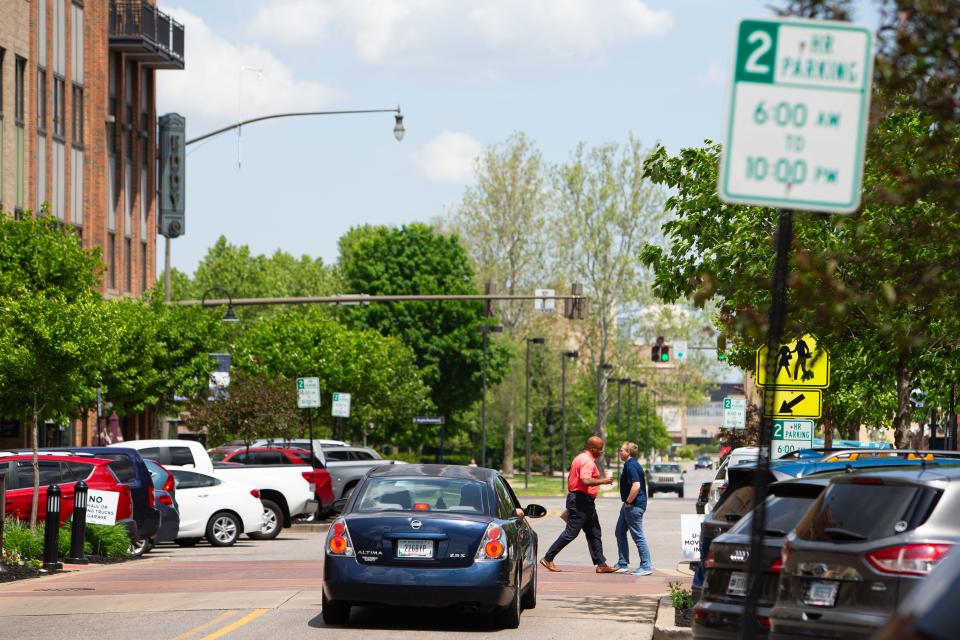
[720,18,874,213]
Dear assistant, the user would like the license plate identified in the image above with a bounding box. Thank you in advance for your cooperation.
[726,571,748,597]
[396,539,433,559]
[803,580,839,607]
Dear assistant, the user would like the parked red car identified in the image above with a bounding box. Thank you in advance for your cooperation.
[208,446,335,515]
[0,454,135,530]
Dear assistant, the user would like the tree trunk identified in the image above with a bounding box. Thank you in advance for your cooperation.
[822,402,834,448]
[503,398,515,476]
[30,395,40,530]
[894,351,912,448]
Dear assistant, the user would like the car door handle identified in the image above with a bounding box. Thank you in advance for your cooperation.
[197,494,208,498]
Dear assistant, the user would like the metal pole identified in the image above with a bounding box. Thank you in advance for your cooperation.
[617,378,623,476]
[950,384,957,451]
[561,354,568,492]
[525,340,532,489]
[481,330,488,468]
[164,235,172,303]
[308,408,314,464]
[742,210,793,640]
[42,484,63,572]
[440,419,445,463]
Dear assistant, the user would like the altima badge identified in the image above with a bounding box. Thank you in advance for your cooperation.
[411,519,422,530]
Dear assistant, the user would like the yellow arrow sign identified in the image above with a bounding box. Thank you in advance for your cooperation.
[766,389,822,419]
[757,334,830,388]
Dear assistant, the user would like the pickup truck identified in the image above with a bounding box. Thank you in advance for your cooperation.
[213,439,405,510]
[111,440,316,540]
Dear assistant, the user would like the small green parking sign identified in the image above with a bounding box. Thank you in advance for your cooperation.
[720,18,874,213]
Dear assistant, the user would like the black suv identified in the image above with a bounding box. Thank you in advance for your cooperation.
[771,465,960,640]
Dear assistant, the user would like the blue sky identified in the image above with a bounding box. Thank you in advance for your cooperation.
[157,0,879,277]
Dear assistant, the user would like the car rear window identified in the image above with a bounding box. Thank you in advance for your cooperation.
[795,482,942,542]
[169,447,195,466]
[101,455,137,484]
[728,495,819,537]
[711,485,755,523]
[355,477,489,515]
[325,450,351,461]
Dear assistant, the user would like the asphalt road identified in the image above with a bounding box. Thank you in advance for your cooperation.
[0,461,711,640]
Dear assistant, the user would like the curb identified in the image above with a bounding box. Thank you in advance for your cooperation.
[289,522,331,533]
[653,596,693,640]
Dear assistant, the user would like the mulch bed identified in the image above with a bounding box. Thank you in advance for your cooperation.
[0,565,42,583]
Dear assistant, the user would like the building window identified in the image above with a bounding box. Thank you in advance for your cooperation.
[53,141,65,220]
[71,148,83,227]
[125,237,132,292]
[0,47,5,117]
[53,76,66,139]
[141,241,147,293]
[37,68,47,133]
[71,5,84,84]
[108,233,116,289]
[71,84,83,145]
[140,168,148,241]
[36,134,46,209]
[14,57,25,124]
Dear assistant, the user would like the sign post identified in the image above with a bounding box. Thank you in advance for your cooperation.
[297,378,321,463]
[413,417,446,462]
[720,17,872,640]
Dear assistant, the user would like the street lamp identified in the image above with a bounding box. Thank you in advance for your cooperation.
[393,113,405,141]
[634,381,647,445]
[200,286,240,322]
[561,350,579,491]
[525,337,545,488]
[608,377,630,477]
[477,324,503,467]
[597,362,614,437]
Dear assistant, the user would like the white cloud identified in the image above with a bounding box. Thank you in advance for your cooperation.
[157,8,346,125]
[411,132,483,184]
[248,0,672,71]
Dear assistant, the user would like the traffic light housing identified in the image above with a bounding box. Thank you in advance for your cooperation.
[660,345,670,362]
[717,334,727,361]
[652,336,665,362]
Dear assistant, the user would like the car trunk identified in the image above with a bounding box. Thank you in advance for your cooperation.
[345,512,491,568]
[706,535,781,607]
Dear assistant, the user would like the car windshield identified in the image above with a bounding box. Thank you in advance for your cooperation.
[355,477,489,515]
[653,464,681,473]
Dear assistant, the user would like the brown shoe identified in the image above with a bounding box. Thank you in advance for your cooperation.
[540,557,561,572]
[595,564,618,574]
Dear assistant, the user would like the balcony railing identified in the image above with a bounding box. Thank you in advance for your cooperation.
[109,0,185,69]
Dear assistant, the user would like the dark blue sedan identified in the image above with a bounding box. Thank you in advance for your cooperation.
[322,464,546,628]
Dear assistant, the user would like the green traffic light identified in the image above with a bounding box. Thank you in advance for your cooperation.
[661,353,669,362]
[717,354,727,361]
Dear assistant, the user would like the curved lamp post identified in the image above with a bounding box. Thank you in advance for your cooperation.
[524,337,545,488]
[200,286,240,323]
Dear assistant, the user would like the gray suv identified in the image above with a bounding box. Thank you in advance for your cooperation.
[771,465,960,640]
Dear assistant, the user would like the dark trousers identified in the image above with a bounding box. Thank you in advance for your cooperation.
[544,491,606,565]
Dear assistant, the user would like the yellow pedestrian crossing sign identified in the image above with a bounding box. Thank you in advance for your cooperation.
[756,334,829,388]
[767,389,822,419]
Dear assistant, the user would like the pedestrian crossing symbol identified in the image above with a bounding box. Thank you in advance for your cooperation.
[756,334,829,388]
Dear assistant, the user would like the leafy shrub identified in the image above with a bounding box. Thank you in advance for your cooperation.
[1,520,44,560]
[669,580,693,610]
[674,446,696,460]
[85,523,131,558]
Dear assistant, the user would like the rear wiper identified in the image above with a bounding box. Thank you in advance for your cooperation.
[764,528,788,537]
[823,527,867,541]
[724,514,742,522]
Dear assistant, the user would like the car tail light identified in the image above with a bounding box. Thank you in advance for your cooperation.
[250,489,261,499]
[302,471,317,492]
[866,543,952,576]
[768,558,783,574]
[414,503,430,511]
[118,485,133,520]
[162,471,175,494]
[158,493,173,506]
[705,550,715,569]
[475,522,507,561]
[758,616,771,629]
[148,484,155,509]
[851,477,885,485]
[693,609,707,620]
[326,517,355,557]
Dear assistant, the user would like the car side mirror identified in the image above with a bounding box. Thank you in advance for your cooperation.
[524,504,547,518]
[332,498,348,514]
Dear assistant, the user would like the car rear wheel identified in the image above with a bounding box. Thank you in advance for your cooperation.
[321,590,350,625]
[248,499,282,540]
[175,537,202,547]
[521,559,537,610]
[129,537,152,557]
[497,563,522,629]
[206,512,241,547]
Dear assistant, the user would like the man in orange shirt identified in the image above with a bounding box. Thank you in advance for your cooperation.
[540,436,618,573]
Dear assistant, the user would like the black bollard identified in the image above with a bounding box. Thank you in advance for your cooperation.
[65,481,89,564]
[42,484,63,572]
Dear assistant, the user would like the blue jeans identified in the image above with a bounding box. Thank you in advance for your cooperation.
[615,505,652,570]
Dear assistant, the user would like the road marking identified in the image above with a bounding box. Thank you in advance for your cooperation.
[198,609,269,640]
[171,610,239,640]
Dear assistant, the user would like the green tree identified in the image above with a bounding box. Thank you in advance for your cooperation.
[185,372,302,447]
[553,138,668,442]
[337,223,509,422]
[0,210,108,527]
[232,309,432,447]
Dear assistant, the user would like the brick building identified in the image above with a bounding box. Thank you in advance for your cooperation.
[0,0,184,448]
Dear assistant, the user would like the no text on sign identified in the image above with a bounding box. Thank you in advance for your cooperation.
[757,334,830,388]
[767,389,822,419]
[720,18,874,213]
